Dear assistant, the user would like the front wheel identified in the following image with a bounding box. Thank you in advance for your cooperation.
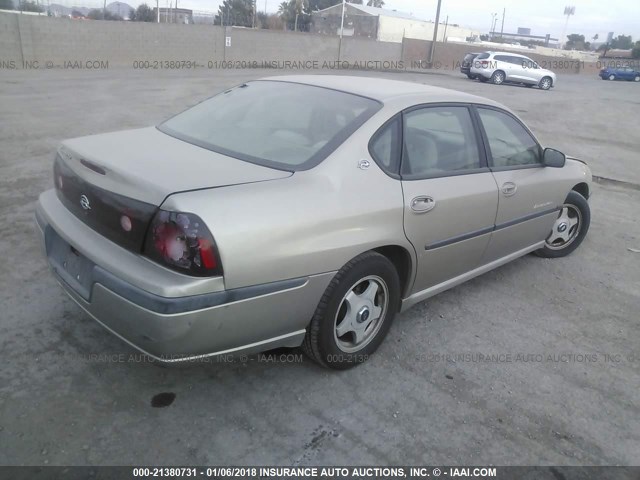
[302,251,400,369]
[539,76,553,90]
[534,191,590,258]
[609,74,616,81]
[634,75,640,82]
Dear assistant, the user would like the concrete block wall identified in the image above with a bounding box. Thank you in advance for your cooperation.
[225,27,339,64]
[0,13,23,65]
[1,12,625,76]
[340,36,403,65]
[1,13,225,67]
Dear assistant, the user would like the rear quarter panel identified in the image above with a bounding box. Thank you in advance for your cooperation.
[162,109,413,290]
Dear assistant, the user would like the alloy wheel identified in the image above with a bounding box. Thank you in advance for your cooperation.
[545,204,582,250]
[540,78,552,90]
[334,275,389,353]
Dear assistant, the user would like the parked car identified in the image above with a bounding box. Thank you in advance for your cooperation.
[460,52,482,79]
[471,51,557,90]
[599,66,640,82]
[36,76,592,369]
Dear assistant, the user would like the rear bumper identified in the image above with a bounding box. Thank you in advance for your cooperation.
[36,190,335,362]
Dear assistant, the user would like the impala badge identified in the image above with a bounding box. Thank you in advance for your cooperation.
[80,194,91,211]
[358,159,370,170]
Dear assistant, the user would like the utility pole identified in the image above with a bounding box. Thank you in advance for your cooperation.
[489,12,497,39]
[561,6,575,48]
[156,0,159,22]
[338,0,345,60]
[442,15,448,43]
[103,0,106,19]
[499,7,505,39]
[427,0,442,66]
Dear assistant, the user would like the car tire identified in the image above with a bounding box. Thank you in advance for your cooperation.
[491,70,505,85]
[302,251,400,369]
[634,75,640,82]
[534,191,590,258]
[608,74,616,81]
[539,76,553,90]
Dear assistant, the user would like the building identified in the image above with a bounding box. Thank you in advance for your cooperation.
[153,7,193,24]
[310,4,480,43]
[490,30,559,47]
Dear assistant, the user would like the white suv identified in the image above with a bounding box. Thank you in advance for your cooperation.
[470,52,557,90]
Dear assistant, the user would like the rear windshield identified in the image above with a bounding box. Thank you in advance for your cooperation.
[158,80,381,171]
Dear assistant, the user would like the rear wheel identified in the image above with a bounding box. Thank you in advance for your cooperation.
[302,252,400,369]
[539,76,552,90]
[534,191,590,258]
[491,70,505,85]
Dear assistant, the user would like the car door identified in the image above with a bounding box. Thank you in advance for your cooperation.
[494,55,513,79]
[474,106,566,263]
[399,105,499,293]
[518,56,539,84]
[507,55,528,82]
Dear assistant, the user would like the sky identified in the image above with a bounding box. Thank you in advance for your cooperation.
[183,0,640,43]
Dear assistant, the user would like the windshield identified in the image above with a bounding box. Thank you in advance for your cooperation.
[158,80,381,171]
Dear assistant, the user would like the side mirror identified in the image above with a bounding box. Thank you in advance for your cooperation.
[543,147,566,168]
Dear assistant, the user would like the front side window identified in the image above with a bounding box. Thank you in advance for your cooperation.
[159,81,381,171]
[478,108,541,168]
[401,106,481,178]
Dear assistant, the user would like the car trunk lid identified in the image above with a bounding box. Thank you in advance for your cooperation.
[54,127,292,253]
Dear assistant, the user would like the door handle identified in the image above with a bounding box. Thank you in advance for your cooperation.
[410,195,436,213]
[501,182,517,196]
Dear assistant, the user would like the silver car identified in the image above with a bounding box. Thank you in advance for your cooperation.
[36,76,591,369]
[470,52,557,90]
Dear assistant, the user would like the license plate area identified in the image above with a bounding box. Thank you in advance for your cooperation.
[46,227,95,301]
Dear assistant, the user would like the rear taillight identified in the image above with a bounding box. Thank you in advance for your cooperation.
[143,210,223,277]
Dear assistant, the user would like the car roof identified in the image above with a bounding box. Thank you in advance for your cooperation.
[489,51,529,58]
[258,75,500,105]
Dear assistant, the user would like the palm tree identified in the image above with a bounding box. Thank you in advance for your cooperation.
[367,0,384,7]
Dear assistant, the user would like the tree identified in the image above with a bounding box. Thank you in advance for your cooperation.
[564,33,588,51]
[633,41,640,59]
[215,0,254,27]
[130,3,155,21]
[610,34,633,50]
[20,0,44,12]
[367,0,384,6]
[87,8,122,19]
[278,0,310,31]
[0,0,14,10]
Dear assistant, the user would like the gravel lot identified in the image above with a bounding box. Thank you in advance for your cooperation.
[0,68,639,468]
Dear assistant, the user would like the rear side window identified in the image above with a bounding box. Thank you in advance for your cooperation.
[159,81,381,171]
[402,106,481,178]
[476,53,490,60]
[369,116,401,173]
[478,108,541,168]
